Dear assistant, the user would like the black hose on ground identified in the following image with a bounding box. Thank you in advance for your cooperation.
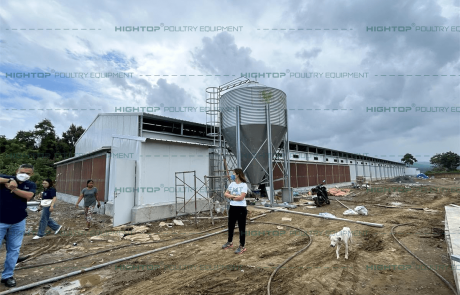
[391,224,458,295]
[250,221,312,295]
[6,216,311,295]
[15,225,227,271]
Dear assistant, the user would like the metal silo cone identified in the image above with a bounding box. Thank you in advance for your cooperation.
[220,83,287,184]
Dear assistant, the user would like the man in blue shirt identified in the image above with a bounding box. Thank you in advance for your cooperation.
[0,164,36,288]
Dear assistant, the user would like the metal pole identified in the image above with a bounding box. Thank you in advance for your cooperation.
[283,134,288,191]
[175,173,177,217]
[254,206,384,228]
[194,171,197,228]
[236,106,241,168]
[370,162,373,183]
[183,173,186,215]
[266,104,274,207]
[285,109,291,191]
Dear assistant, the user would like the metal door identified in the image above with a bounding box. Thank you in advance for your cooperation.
[113,159,136,226]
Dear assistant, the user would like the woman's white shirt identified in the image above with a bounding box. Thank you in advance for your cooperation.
[227,182,248,207]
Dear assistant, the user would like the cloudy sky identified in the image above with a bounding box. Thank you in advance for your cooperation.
[0,0,459,162]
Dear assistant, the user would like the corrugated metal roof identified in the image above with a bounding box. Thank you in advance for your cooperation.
[141,112,207,127]
[54,147,111,166]
[96,112,208,127]
[75,112,403,166]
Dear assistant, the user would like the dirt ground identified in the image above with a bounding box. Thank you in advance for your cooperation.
[1,177,459,295]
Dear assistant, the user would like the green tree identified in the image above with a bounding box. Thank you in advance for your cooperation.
[14,131,36,150]
[0,120,86,192]
[430,152,460,172]
[0,135,8,153]
[401,153,417,166]
[61,123,85,148]
[35,119,57,158]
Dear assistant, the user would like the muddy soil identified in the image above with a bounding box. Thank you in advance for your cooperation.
[0,178,459,295]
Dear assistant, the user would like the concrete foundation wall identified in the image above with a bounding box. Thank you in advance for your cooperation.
[57,193,114,217]
[131,199,211,224]
[58,193,210,223]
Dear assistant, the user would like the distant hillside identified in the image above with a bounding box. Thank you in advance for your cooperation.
[411,162,434,173]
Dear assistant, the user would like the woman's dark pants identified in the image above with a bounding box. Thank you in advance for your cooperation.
[227,205,247,247]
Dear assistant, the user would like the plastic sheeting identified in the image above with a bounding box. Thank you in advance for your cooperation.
[417,173,429,179]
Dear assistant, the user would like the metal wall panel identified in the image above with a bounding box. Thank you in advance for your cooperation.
[67,163,74,195]
[76,115,139,155]
[325,165,333,184]
[92,155,107,202]
[332,165,337,183]
[334,165,340,183]
[273,163,283,190]
[290,163,297,188]
[81,158,92,198]
[73,161,82,197]
[307,164,318,186]
[364,164,371,179]
[297,163,308,187]
[349,165,356,182]
[339,166,345,182]
[138,141,208,205]
[109,138,140,202]
[317,164,326,184]
[331,165,336,183]
[60,164,67,194]
[55,165,62,192]
[344,166,351,182]
[60,165,66,192]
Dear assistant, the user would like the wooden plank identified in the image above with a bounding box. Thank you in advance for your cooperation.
[445,206,460,295]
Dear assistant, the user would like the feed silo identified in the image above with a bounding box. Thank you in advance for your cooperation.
[219,82,287,184]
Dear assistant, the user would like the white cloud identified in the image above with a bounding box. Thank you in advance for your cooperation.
[0,0,458,161]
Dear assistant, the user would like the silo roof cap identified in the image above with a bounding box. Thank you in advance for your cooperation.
[238,81,267,88]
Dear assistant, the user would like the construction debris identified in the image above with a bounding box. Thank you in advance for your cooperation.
[123,234,151,242]
[343,209,358,215]
[131,225,150,234]
[355,206,368,215]
[255,206,383,228]
[112,225,133,231]
[328,188,351,196]
[159,222,174,227]
[90,232,125,241]
[173,220,184,226]
[391,176,415,183]
[318,213,337,218]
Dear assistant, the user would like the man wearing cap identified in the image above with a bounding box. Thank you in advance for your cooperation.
[0,164,36,287]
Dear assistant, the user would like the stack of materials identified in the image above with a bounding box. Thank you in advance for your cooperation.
[328,188,351,196]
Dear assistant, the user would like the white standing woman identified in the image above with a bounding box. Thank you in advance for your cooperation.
[221,168,248,254]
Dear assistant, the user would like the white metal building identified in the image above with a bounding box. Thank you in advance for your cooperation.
[55,112,405,225]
